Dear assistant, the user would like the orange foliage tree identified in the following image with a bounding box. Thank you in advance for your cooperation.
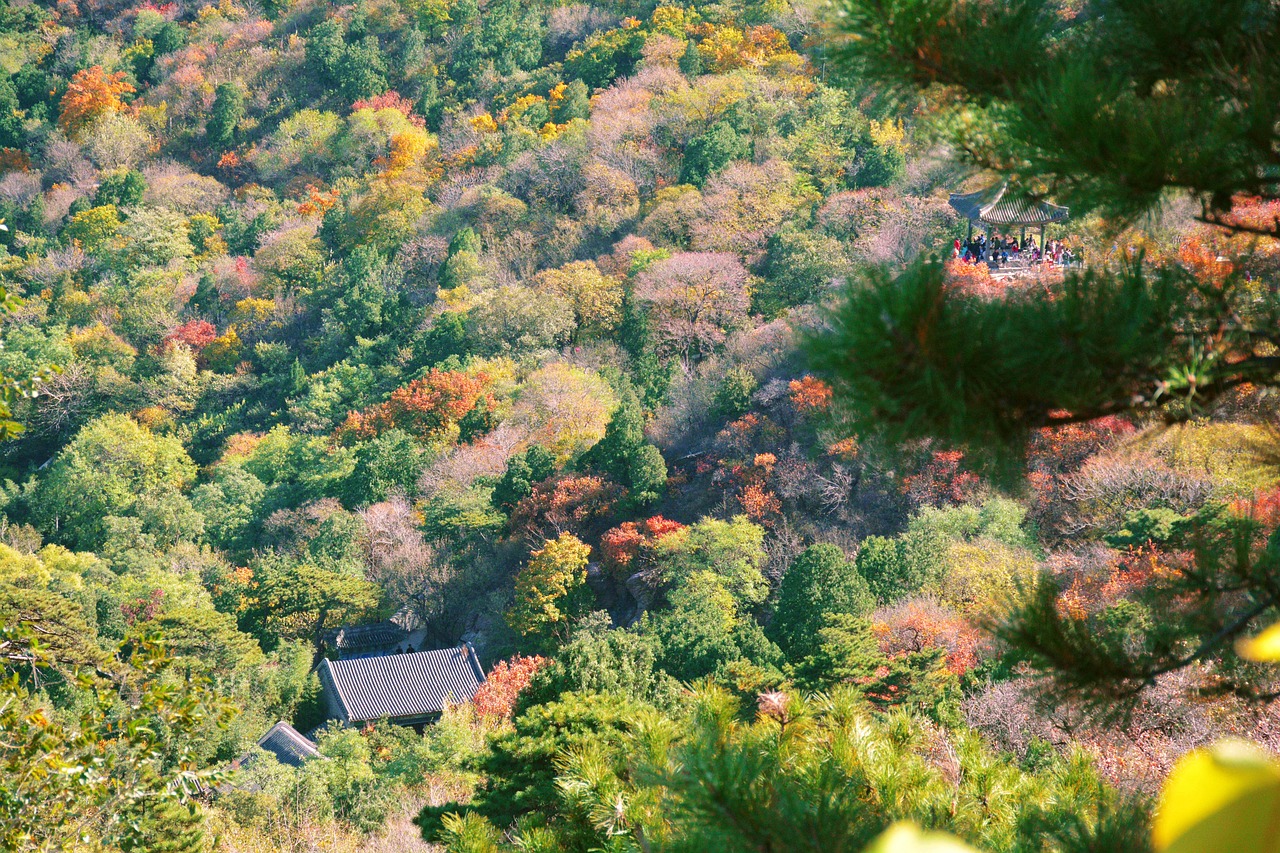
[788,375,832,412]
[59,66,135,138]
[872,598,984,676]
[471,654,549,721]
[337,368,493,444]
[510,474,623,544]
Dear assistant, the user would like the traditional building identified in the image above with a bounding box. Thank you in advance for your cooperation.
[247,721,321,768]
[949,181,1069,248]
[316,643,486,727]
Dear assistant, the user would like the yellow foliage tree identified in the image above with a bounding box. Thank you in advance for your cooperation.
[506,533,592,646]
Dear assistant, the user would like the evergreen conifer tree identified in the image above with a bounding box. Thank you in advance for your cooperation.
[818,0,1280,713]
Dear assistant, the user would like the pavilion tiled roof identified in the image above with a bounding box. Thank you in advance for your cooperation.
[949,182,1069,226]
[256,721,321,768]
[318,645,486,723]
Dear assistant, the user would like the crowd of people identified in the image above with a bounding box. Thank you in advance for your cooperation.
[953,233,1076,268]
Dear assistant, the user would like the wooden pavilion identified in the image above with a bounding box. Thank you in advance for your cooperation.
[949,181,1069,249]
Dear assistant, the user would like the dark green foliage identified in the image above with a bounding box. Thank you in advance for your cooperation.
[152,21,186,55]
[643,581,784,683]
[563,26,644,90]
[588,389,644,481]
[854,527,946,604]
[557,79,591,122]
[491,453,532,512]
[850,131,905,187]
[0,77,24,148]
[12,66,56,123]
[412,312,470,367]
[809,260,1188,471]
[207,82,245,148]
[491,445,556,512]
[678,39,703,76]
[1104,508,1192,548]
[420,691,636,837]
[680,120,749,186]
[770,544,873,659]
[338,36,389,101]
[711,366,757,420]
[584,389,668,505]
[306,18,348,88]
[519,612,676,710]
[792,613,959,722]
[627,443,667,506]
[756,226,850,316]
[345,428,428,506]
[94,169,146,208]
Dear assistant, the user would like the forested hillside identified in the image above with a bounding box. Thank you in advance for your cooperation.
[1,0,1278,849]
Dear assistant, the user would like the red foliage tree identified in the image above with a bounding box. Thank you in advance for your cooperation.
[471,654,549,720]
[337,368,493,443]
[1230,486,1280,529]
[900,449,979,509]
[351,91,426,127]
[510,474,623,544]
[161,319,217,354]
[599,515,685,579]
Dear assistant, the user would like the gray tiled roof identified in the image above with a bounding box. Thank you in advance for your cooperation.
[257,721,321,767]
[319,645,486,723]
[328,622,408,652]
[950,182,1069,226]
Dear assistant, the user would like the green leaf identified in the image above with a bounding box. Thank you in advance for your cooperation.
[864,821,983,853]
[1153,740,1280,853]
[1235,622,1280,662]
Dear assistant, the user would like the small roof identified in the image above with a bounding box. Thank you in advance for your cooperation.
[256,721,321,768]
[949,181,1069,226]
[319,645,486,723]
[328,622,408,653]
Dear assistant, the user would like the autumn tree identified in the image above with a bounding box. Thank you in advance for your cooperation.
[506,532,593,648]
[338,368,492,444]
[59,66,134,139]
[600,515,686,580]
[533,260,623,341]
[471,654,550,720]
[634,251,750,362]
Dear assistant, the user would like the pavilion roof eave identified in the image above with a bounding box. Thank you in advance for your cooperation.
[949,181,1069,227]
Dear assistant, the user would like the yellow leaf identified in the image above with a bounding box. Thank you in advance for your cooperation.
[1154,740,1280,853]
[864,822,983,853]
[1236,621,1280,662]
